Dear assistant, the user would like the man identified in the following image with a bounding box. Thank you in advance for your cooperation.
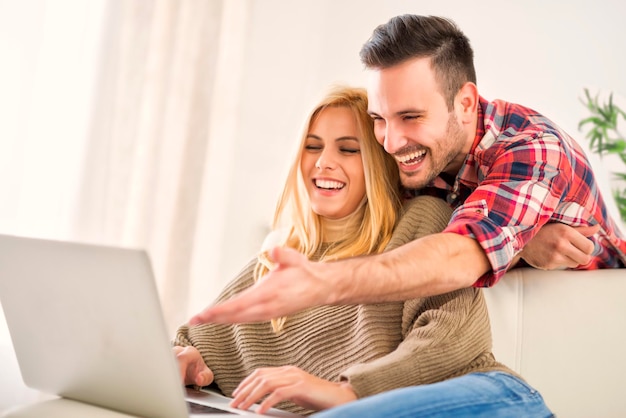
[190,15,625,326]
[188,14,625,416]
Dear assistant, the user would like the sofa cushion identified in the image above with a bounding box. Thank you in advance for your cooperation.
[484,267,626,417]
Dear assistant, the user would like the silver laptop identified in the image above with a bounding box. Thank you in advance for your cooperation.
[0,234,301,417]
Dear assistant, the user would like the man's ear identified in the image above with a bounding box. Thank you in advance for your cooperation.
[456,82,478,124]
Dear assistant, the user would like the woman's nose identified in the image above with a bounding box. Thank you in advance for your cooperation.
[315,150,336,170]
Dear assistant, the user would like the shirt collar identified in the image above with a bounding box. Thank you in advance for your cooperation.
[470,96,488,155]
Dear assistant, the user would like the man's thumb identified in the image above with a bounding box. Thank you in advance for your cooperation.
[269,246,301,267]
[575,223,601,237]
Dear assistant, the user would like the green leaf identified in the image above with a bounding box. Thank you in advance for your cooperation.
[579,88,626,223]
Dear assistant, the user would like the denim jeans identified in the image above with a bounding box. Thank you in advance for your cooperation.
[313,372,554,418]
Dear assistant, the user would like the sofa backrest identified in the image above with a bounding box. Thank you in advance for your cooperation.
[484,267,626,417]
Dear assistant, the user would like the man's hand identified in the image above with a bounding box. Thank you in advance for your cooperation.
[188,247,334,325]
[520,223,599,270]
[229,366,357,414]
[173,345,214,387]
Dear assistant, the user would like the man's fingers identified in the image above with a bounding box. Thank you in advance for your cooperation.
[566,246,593,266]
[520,222,600,270]
[566,225,599,263]
[269,246,304,267]
[188,308,215,326]
[189,286,278,325]
[189,248,327,325]
[189,298,261,325]
[188,249,300,326]
[574,223,601,238]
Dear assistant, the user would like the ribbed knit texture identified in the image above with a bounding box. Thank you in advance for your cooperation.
[174,196,515,415]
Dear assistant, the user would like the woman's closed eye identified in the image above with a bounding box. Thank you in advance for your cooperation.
[305,144,323,152]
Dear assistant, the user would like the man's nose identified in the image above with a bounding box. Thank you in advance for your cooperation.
[382,123,406,154]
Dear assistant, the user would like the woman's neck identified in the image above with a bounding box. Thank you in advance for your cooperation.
[320,206,365,243]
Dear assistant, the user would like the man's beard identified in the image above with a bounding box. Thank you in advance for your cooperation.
[399,160,439,190]
[400,113,465,190]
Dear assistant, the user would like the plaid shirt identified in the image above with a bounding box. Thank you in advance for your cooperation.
[410,97,626,286]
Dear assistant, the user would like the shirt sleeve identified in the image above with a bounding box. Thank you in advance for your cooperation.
[444,133,572,286]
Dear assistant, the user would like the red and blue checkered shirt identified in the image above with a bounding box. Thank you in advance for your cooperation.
[411,96,626,287]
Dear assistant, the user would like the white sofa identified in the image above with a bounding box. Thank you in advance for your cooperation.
[484,267,626,417]
[1,267,625,417]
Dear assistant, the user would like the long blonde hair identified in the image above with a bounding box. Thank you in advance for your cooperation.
[255,85,401,332]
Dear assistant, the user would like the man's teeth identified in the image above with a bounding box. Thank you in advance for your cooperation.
[396,149,426,164]
[315,179,345,190]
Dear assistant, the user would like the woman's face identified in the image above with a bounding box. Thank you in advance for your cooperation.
[300,106,366,220]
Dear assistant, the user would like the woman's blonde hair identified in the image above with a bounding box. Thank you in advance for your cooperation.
[255,85,401,332]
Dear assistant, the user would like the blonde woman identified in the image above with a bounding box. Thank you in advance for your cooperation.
[173,86,535,416]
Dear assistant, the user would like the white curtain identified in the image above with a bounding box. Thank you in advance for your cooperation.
[73,0,251,334]
[0,0,250,339]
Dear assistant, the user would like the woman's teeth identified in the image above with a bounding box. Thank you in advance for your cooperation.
[315,179,345,190]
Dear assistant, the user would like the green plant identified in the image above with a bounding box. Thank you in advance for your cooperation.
[578,88,626,223]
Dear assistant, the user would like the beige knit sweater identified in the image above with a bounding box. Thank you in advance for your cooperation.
[174,195,516,415]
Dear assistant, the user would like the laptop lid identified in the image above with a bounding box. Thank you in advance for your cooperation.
[0,234,298,418]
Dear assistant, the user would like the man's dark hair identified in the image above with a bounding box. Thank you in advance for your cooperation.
[360,15,476,109]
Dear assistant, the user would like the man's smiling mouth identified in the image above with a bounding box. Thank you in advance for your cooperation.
[395,149,426,166]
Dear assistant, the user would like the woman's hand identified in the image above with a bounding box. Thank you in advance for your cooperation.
[230,366,357,414]
[173,345,214,387]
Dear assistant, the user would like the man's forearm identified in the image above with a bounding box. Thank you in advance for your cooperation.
[189,233,491,326]
[325,232,491,305]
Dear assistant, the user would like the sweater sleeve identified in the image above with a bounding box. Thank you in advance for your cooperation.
[340,287,492,397]
[339,196,495,398]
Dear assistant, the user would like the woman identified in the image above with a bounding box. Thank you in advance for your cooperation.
[173,86,550,416]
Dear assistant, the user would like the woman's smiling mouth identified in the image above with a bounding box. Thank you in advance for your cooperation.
[314,179,346,190]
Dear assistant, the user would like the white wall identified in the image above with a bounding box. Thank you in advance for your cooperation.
[207,0,626,300]
[0,0,106,240]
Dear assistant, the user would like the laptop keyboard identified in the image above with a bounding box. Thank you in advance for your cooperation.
[187,400,237,414]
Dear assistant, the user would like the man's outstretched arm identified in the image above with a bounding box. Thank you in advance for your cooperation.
[189,232,490,325]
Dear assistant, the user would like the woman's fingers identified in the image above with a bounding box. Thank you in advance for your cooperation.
[230,366,357,414]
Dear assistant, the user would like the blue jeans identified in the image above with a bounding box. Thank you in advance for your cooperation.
[313,372,553,418]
